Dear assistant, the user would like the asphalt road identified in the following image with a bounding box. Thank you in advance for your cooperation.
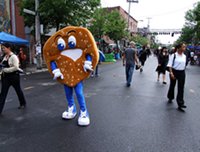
[0,56,200,152]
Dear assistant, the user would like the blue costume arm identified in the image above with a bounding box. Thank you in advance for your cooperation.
[50,61,58,71]
[86,54,92,62]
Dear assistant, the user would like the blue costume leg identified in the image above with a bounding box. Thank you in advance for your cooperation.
[74,82,87,112]
[64,85,74,107]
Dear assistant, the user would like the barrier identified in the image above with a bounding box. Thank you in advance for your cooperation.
[105,53,116,62]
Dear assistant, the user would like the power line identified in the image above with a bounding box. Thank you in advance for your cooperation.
[137,2,197,18]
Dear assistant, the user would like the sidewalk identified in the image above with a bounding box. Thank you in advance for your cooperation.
[23,61,117,75]
[23,64,48,75]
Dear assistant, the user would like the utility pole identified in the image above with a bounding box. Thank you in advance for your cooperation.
[35,0,42,69]
[23,0,42,69]
[146,17,152,46]
[11,0,16,35]
[147,17,152,30]
[127,0,138,32]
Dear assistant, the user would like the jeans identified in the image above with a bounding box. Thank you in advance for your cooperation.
[91,65,99,76]
[126,64,135,85]
[64,82,87,112]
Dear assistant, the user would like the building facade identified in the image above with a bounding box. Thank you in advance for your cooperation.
[106,6,138,34]
[10,0,26,39]
[0,0,26,38]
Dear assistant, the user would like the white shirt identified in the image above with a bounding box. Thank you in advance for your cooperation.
[2,53,20,73]
[167,52,186,70]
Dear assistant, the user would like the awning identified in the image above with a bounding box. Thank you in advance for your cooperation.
[0,32,29,45]
[103,35,115,44]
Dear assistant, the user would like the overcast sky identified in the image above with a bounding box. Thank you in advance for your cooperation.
[101,0,199,44]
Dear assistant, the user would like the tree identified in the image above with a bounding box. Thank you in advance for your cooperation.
[103,10,127,42]
[176,26,195,44]
[89,8,106,39]
[177,2,200,44]
[20,0,100,32]
[130,35,149,46]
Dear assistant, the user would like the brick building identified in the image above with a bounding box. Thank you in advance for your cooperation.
[0,0,26,38]
[105,6,138,34]
[10,0,26,39]
[0,0,35,63]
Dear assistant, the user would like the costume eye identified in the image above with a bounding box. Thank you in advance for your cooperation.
[68,36,76,49]
[57,38,66,51]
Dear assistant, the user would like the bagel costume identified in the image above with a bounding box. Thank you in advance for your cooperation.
[43,26,99,126]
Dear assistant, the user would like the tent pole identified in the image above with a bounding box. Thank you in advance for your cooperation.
[29,44,32,64]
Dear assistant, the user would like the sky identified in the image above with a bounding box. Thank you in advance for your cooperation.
[101,0,199,44]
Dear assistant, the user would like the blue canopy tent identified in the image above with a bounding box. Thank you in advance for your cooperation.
[0,32,29,45]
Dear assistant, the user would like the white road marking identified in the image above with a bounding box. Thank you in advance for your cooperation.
[189,89,195,94]
[40,82,57,86]
[24,86,34,90]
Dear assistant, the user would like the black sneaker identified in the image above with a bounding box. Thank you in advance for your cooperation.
[168,100,173,103]
[127,84,131,87]
[180,105,187,109]
[163,82,167,85]
[178,107,185,112]
[18,105,26,109]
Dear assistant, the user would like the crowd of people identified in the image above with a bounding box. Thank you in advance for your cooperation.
[123,42,188,112]
[0,40,195,114]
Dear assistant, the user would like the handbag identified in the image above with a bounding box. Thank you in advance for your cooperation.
[135,64,141,70]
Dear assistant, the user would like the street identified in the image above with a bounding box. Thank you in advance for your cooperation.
[0,56,200,152]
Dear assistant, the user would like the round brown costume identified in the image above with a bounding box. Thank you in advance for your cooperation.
[43,26,99,87]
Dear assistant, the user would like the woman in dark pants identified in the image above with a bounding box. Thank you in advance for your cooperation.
[0,43,26,114]
[167,43,187,112]
[156,47,169,84]
[139,45,147,72]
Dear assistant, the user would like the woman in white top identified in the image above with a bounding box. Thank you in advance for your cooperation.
[0,43,26,114]
[167,43,187,112]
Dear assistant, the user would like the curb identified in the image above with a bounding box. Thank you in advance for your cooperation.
[22,69,48,76]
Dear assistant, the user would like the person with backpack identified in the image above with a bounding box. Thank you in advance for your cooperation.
[0,43,26,114]
[167,43,187,112]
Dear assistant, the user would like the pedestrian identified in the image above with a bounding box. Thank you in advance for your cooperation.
[139,45,147,72]
[122,41,139,87]
[0,43,26,114]
[146,44,151,57]
[156,47,169,84]
[18,47,27,69]
[167,43,187,112]
[91,50,105,77]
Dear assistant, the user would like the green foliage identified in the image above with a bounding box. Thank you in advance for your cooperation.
[177,2,200,44]
[103,10,127,42]
[176,26,195,44]
[89,8,127,42]
[19,0,35,27]
[89,8,106,39]
[20,0,100,32]
[130,35,148,46]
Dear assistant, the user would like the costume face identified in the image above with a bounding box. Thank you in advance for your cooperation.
[43,26,99,87]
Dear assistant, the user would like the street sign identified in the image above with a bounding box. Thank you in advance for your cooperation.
[127,0,139,3]
[23,8,36,16]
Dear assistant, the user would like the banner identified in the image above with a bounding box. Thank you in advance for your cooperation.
[132,31,182,35]
[0,0,11,33]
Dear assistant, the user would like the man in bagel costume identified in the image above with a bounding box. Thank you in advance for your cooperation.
[43,26,99,126]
